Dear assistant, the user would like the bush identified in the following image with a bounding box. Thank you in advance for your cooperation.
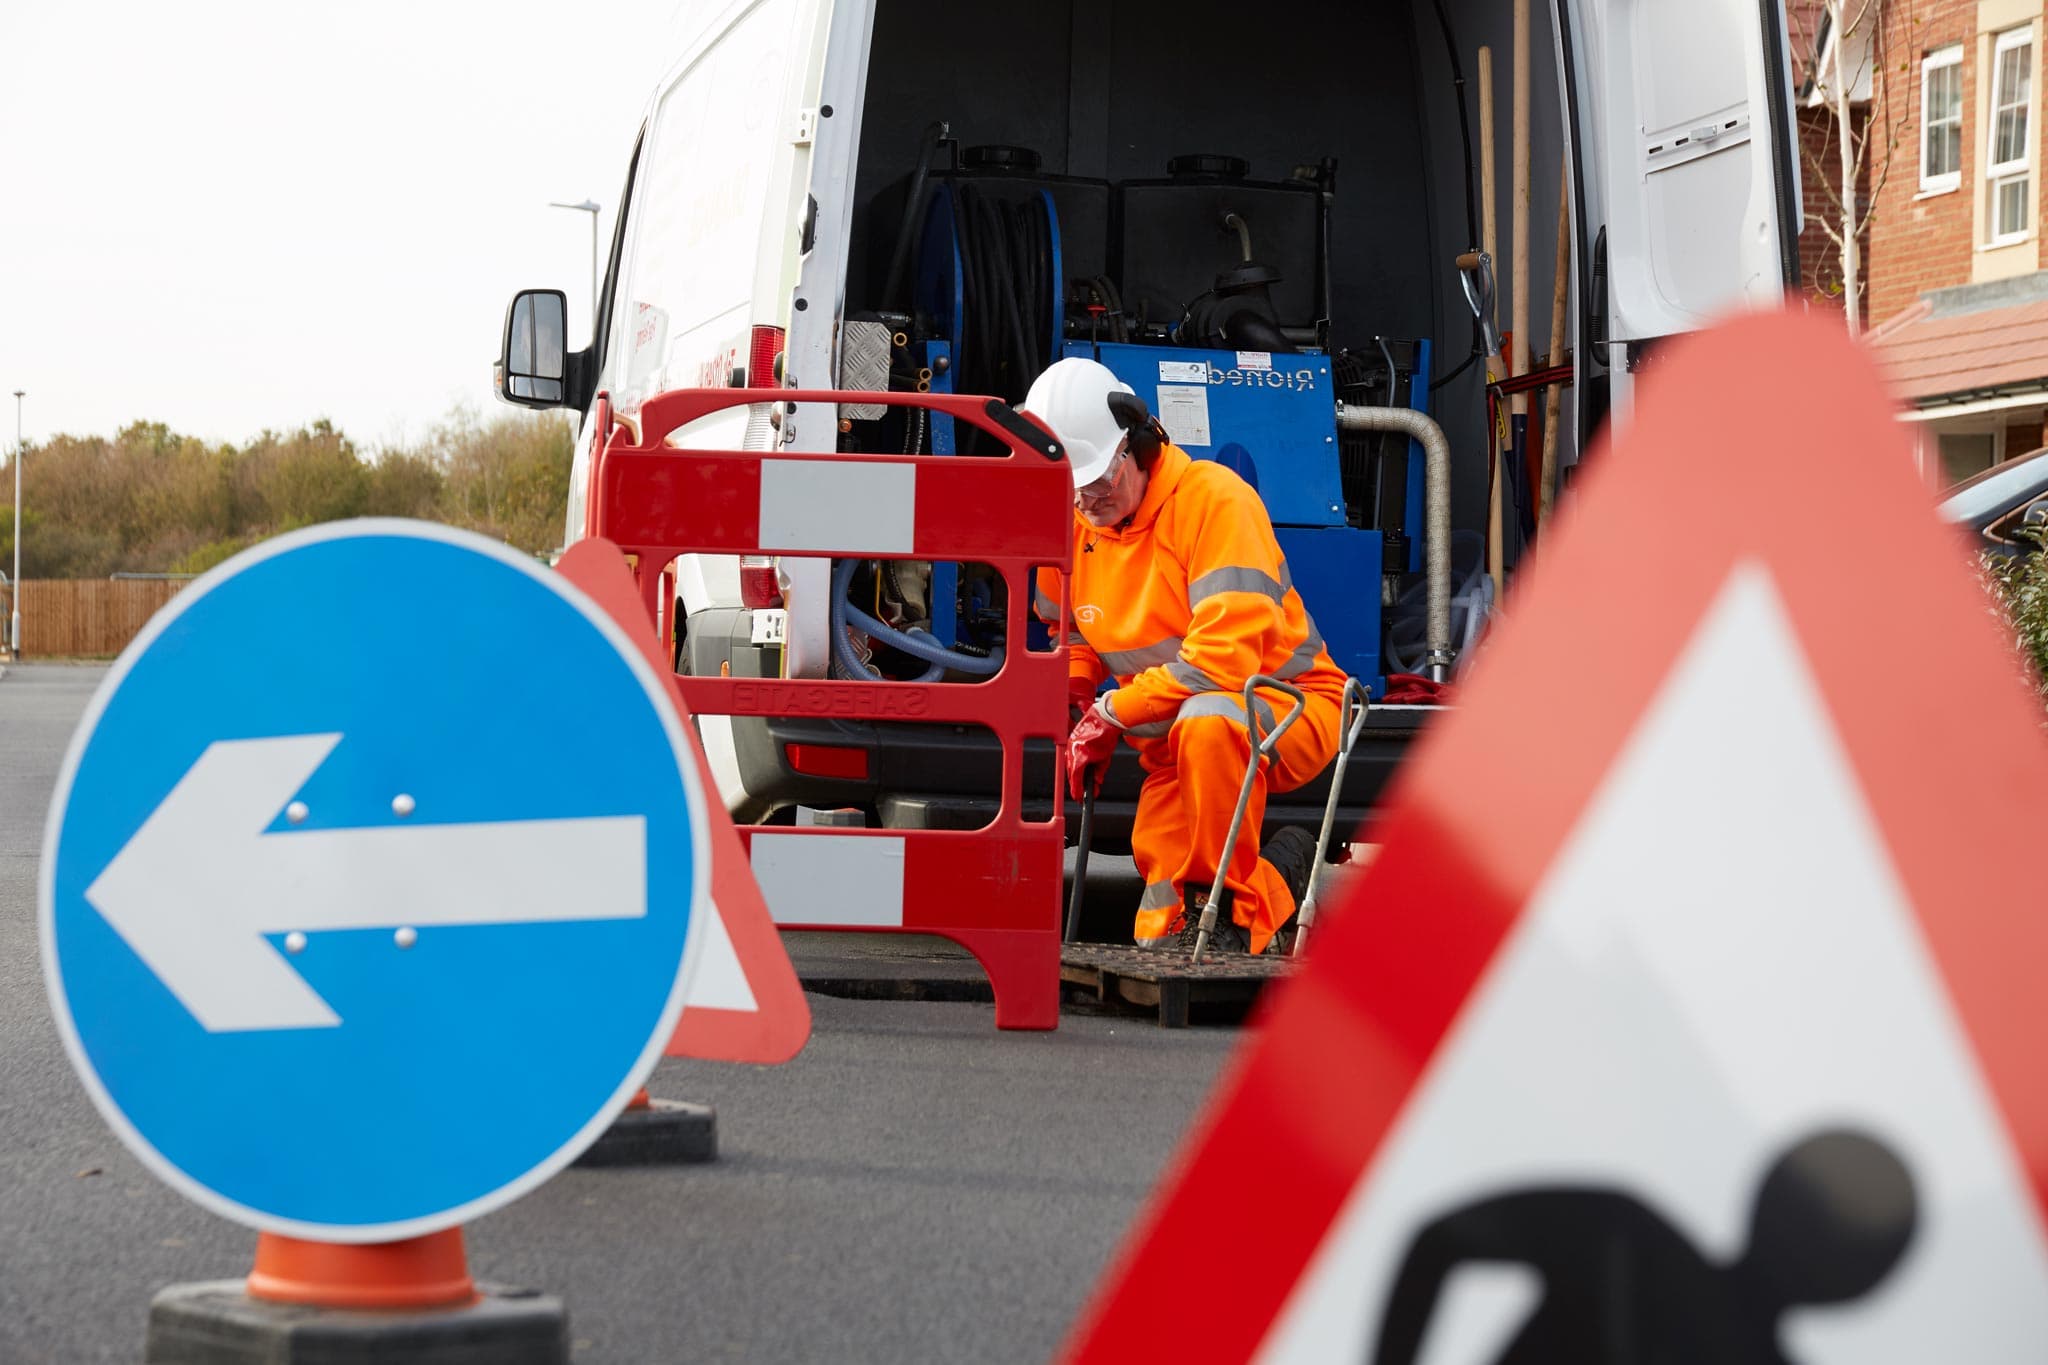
[1985,526,2048,707]
[2,408,574,577]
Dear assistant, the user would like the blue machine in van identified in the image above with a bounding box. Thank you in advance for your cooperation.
[900,144,1434,697]
[1060,339,1432,696]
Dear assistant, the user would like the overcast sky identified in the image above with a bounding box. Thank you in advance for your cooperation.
[1,0,725,451]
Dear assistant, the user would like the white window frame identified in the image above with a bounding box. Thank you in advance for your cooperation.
[1986,26,2035,246]
[1922,46,1964,193]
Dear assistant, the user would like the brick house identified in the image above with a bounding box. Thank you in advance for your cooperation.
[1790,0,1870,317]
[1859,0,2048,482]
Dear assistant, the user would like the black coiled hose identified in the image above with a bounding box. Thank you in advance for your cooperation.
[883,122,949,311]
[951,185,1056,408]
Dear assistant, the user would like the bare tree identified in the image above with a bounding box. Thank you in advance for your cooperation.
[1792,0,1912,335]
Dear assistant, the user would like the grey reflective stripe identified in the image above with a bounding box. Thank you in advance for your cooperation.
[1032,587,1059,622]
[1099,636,1184,674]
[1174,692,1277,734]
[1275,618,1328,680]
[1126,690,1281,739]
[1066,632,1090,650]
[1138,880,1180,911]
[1166,658,1228,694]
[1187,565,1286,607]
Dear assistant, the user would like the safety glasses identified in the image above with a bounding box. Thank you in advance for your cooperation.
[1075,440,1131,505]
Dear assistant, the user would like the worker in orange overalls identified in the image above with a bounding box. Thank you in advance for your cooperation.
[1022,357,1344,954]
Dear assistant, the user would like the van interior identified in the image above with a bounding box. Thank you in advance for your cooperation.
[830,0,1574,681]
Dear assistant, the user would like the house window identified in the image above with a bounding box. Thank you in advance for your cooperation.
[1923,47,1963,191]
[1987,27,2034,244]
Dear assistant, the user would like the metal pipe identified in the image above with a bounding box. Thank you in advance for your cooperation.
[1336,402,1455,680]
[1222,211,1253,262]
[10,390,21,659]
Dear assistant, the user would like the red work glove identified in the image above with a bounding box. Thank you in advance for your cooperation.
[1068,676,1098,723]
[1066,696,1122,800]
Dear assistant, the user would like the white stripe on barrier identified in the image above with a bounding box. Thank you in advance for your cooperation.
[750,833,907,927]
[758,459,917,554]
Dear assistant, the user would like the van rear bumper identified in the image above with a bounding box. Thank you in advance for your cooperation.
[737,708,1434,849]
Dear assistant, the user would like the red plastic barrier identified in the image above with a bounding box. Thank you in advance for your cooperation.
[590,388,1073,1030]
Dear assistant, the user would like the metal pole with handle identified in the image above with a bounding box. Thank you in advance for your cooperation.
[1191,675,1306,964]
[1063,784,1095,944]
[1293,677,1370,957]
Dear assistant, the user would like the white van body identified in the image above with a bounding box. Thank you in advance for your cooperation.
[548,0,1800,818]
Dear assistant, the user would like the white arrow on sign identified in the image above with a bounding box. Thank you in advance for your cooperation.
[85,733,648,1033]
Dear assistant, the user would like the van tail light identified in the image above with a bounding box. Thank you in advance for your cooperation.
[749,325,786,388]
[785,743,869,780]
[739,554,783,609]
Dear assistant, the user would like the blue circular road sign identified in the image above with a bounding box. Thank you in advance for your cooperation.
[40,520,708,1242]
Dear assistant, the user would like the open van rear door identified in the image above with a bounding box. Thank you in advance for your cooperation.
[781,0,877,680]
[1561,0,1801,372]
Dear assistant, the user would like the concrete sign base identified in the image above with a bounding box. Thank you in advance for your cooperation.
[573,1098,718,1167]
[146,1281,567,1364]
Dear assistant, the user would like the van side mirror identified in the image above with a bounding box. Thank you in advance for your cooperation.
[497,290,569,407]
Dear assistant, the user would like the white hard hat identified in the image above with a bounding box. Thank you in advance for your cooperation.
[1019,357,1136,488]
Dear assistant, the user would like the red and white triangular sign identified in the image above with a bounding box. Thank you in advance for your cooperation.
[1062,310,2048,1363]
[557,539,811,1064]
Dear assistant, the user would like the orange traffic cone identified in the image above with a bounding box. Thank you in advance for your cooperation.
[246,1228,476,1310]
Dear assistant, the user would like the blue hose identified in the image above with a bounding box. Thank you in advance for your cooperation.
[829,558,1005,680]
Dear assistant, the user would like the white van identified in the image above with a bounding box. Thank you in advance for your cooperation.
[497,0,1800,845]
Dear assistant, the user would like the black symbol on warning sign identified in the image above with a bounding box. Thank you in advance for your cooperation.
[1370,1129,1917,1364]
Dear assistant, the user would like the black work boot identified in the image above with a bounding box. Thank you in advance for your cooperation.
[1259,826,1320,955]
[1178,884,1248,955]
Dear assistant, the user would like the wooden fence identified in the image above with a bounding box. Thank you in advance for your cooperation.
[2,579,188,658]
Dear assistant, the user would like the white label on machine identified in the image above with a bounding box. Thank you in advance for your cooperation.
[1158,360,1209,384]
[1156,385,1213,447]
[1235,350,1273,370]
[749,609,787,646]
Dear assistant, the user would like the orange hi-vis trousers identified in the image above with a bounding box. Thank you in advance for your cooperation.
[1129,684,1341,954]
[1036,443,1351,952]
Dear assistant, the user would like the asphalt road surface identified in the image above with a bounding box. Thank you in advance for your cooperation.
[0,663,1237,1364]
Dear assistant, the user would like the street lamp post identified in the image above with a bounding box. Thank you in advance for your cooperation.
[10,390,22,659]
[548,199,602,329]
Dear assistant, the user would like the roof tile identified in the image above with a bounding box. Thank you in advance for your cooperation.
[1866,296,2048,403]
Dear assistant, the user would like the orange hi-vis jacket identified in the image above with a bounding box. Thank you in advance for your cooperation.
[1036,443,1348,730]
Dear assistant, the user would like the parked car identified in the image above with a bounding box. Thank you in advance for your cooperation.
[1941,447,2048,558]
